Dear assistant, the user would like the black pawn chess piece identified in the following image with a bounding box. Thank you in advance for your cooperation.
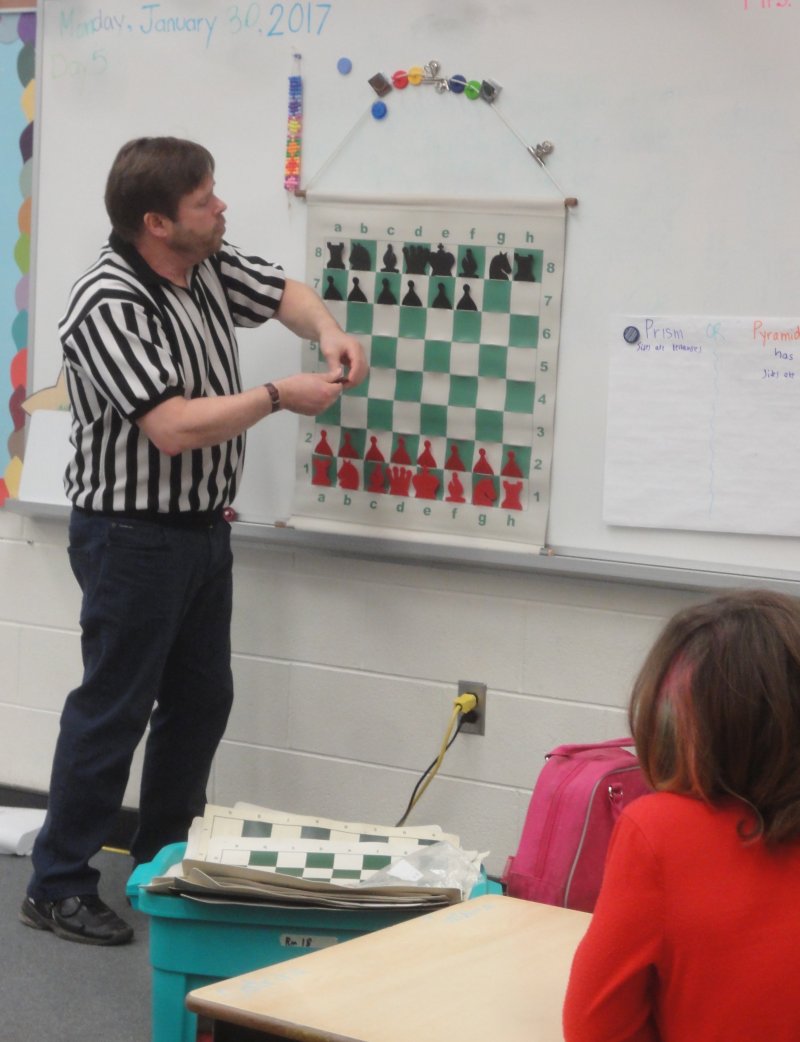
[347,277,367,303]
[456,285,477,311]
[432,282,452,309]
[402,280,423,307]
[377,278,397,305]
[323,276,342,301]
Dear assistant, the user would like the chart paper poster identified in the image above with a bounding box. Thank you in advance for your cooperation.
[291,196,566,552]
[604,315,800,537]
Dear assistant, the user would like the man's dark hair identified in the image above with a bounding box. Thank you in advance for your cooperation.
[104,137,215,242]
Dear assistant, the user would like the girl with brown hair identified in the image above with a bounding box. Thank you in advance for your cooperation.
[563,589,800,1041]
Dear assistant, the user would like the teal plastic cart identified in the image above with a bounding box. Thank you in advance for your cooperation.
[127,842,500,1042]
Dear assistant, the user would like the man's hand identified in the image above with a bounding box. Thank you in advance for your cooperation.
[318,327,369,390]
[276,279,370,389]
[273,371,347,416]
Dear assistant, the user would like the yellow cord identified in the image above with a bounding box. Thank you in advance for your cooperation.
[400,692,479,822]
[403,704,460,819]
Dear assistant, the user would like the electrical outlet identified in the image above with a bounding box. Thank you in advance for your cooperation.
[458,680,487,735]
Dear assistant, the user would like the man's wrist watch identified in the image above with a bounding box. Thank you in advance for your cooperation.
[265,381,281,413]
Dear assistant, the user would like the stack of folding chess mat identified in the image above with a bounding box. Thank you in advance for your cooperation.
[143,803,483,910]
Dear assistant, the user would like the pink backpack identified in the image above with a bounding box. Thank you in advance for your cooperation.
[503,738,652,912]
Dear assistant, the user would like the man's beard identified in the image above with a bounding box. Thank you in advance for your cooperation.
[169,225,223,262]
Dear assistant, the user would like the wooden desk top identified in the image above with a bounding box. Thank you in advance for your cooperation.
[187,894,591,1042]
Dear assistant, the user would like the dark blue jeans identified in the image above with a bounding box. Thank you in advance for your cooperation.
[28,510,234,901]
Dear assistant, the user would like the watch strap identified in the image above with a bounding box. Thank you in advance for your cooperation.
[264,381,281,413]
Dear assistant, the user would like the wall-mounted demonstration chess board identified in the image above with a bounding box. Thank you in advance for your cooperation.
[292,198,566,551]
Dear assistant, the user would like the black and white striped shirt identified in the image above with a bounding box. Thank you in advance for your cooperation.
[60,233,285,515]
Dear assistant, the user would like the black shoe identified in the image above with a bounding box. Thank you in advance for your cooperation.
[20,894,134,946]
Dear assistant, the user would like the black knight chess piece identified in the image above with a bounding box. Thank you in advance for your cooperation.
[349,242,372,270]
[489,251,512,279]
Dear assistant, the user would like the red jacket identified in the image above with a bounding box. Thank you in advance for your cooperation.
[563,792,800,1041]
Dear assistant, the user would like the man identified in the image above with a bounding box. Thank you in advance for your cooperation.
[20,137,368,945]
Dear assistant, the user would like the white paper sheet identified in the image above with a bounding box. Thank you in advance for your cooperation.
[0,807,46,856]
[604,315,800,537]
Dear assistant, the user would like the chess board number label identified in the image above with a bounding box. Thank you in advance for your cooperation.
[280,933,340,949]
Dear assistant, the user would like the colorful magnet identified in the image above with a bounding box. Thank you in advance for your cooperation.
[480,79,501,102]
[223,507,238,522]
[465,79,482,100]
[623,326,641,344]
[448,74,467,94]
[408,65,425,85]
[337,57,352,75]
[371,100,388,120]
[392,69,409,89]
[368,72,392,97]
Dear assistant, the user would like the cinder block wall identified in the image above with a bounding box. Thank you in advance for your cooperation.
[0,509,701,875]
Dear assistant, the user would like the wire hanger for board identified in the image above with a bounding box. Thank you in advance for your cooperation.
[293,58,578,208]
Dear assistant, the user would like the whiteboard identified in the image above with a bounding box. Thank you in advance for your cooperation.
[26,0,800,583]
